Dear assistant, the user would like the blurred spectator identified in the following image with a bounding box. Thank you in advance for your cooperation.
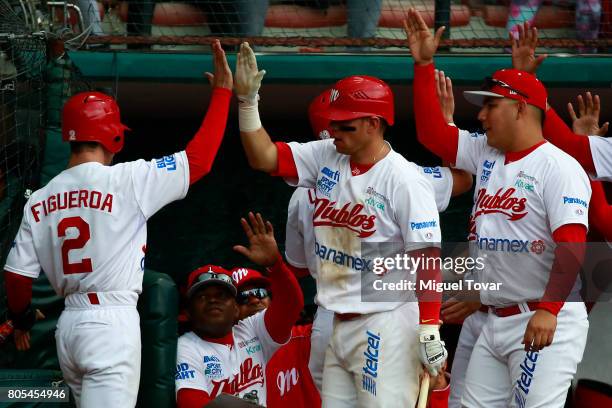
[75,0,104,35]
[506,0,601,52]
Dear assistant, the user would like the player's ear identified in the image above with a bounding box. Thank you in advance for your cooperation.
[516,100,528,119]
[232,302,240,320]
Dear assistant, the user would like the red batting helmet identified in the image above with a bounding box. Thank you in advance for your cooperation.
[308,89,332,140]
[321,75,394,126]
[62,92,129,154]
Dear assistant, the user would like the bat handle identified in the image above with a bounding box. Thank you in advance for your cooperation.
[417,371,430,408]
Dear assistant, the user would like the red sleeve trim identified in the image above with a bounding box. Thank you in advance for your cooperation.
[185,87,232,185]
[271,142,298,178]
[413,63,460,164]
[543,108,595,173]
[5,272,33,314]
[176,388,211,408]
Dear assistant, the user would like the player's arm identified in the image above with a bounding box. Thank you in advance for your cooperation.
[4,271,35,351]
[449,168,473,197]
[185,39,233,185]
[589,180,612,241]
[233,212,303,344]
[403,10,459,164]
[234,42,299,179]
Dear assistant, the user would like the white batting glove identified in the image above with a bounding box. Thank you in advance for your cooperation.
[418,324,448,376]
[235,42,266,106]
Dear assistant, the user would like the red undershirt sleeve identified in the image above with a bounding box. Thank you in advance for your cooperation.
[542,108,595,174]
[286,263,310,279]
[5,272,33,314]
[176,388,211,408]
[264,256,304,343]
[185,87,232,185]
[413,63,460,164]
[588,180,612,242]
[271,142,298,178]
[537,224,587,316]
[415,247,443,324]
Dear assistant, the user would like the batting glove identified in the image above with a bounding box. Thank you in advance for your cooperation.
[418,324,448,376]
[235,42,266,106]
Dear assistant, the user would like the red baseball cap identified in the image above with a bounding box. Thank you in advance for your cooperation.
[463,69,547,111]
[321,75,394,126]
[229,267,271,291]
[308,89,332,140]
[187,265,236,299]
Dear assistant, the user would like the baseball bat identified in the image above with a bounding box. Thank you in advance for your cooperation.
[417,371,430,408]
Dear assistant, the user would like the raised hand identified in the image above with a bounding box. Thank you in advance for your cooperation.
[510,22,547,74]
[403,8,445,66]
[204,39,233,90]
[234,42,266,104]
[233,212,280,267]
[568,92,609,136]
[435,69,455,123]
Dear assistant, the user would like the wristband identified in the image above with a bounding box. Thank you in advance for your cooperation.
[238,97,262,132]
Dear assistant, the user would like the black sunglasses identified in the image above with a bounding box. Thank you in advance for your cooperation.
[331,124,358,132]
[236,288,270,305]
[483,77,529,99]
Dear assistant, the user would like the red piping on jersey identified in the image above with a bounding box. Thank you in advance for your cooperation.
[413,63,460,164]
[589,180,612,242]
[264,255,304,344]
[538,224,587,316]
[543,108,595,174]
[504,140,547,164]
[4,272,32,314]
[176,388,211,408]
[185,87,232,185]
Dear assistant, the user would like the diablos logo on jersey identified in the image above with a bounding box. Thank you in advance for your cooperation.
[210,357,264,397]
[473,187,527,222]
[312,197,376,238]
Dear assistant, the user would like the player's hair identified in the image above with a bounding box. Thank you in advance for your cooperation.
[527,105,545,128]
[379,118,388,134]
[70,141,102,153]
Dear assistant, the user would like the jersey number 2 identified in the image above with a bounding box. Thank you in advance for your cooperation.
[58,216,93,274]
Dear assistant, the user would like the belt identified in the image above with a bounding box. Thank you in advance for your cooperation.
[335,313,362,321]
[87,293,100,305]
[488,302,539,317]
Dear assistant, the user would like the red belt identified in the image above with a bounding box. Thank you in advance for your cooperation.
[87,293,100,305]
[335,313,361,321]
[488,302,539,317]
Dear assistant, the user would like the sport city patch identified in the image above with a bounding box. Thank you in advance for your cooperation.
[362,330,381,397]
[203,355,223,379]
[316,167,340,197]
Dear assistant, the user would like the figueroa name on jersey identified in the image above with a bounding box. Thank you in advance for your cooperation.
[210,357,264,397]
[312,197,376,238]
[31,190,113,222]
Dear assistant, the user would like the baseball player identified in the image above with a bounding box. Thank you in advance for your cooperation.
[235,42,447,407]
[405,8,591,407]
[230,266,322,407]
[286,85,474,392]
[506,23,612,242]
[175,213,303,407]
[3,40,232,408]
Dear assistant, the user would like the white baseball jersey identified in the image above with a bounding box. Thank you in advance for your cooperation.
[285,139,441,314]
[4,152,189,296]
[175,310,283,406]
[455,130,590,306]
[285,165,453,280]
[589,135,612,182]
